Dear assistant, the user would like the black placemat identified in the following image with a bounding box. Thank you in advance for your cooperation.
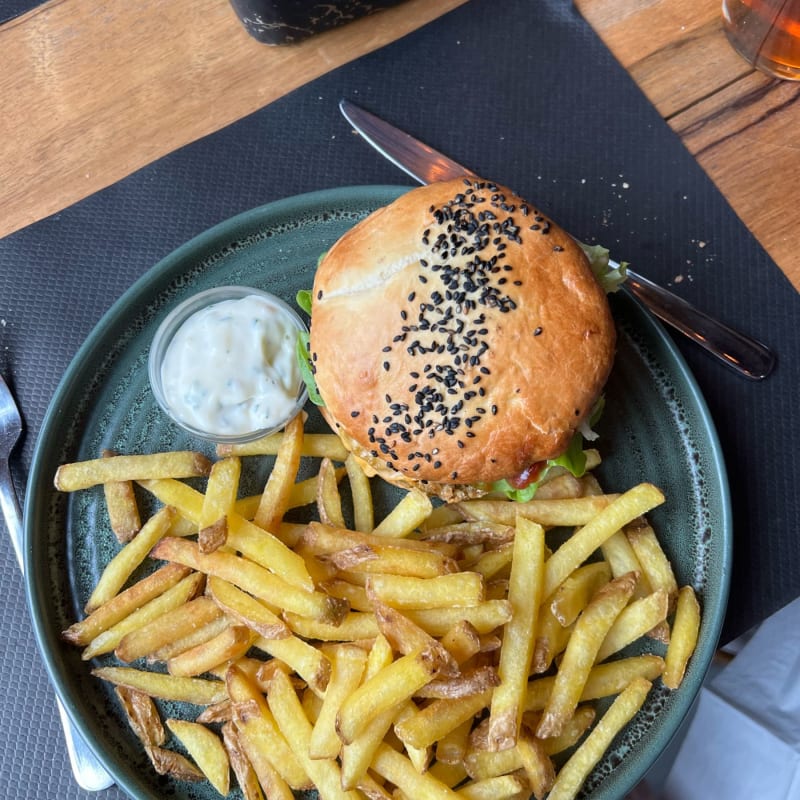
[1,0,798,797]
[0,0,41,23]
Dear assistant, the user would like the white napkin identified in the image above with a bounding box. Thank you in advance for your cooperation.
[662,595,800,799]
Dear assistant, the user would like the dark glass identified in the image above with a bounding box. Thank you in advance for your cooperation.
[228,0,407,44]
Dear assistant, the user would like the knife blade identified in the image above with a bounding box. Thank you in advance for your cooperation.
[339,99,775,380]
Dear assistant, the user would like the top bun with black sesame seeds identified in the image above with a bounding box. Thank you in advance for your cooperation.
[308,178,615,501]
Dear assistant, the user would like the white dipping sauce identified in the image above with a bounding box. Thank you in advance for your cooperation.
[160,294,302,436]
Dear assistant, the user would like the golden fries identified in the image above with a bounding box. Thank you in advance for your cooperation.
[547,677,653,800]
[663,585,701,688]
[55,451,211,491]
[166,719,231,795]
[487,516,545,750]
[58,414,701,800]
[102,449,142,542]
[536,571,638,738]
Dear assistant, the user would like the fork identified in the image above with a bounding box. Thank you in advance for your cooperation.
[0,373,114,791]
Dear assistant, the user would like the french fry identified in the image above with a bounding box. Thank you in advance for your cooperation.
[487,516,545,751]
[393,689,493,750]
[92,666,227,705]
[309,645,368,759]
[141,478,314,591]
[456,494,619,527]
[420,521,515,548]
[86,505,177,612]
[220,721,267,800]
[226,664,311,791]
[166,719,231,795]
[371,742,459,800]
[435,717,472,765]
[322,542,456,579]
[596,589,670,662]
[626,520,679,608]
[196,700,233,724]
[457,774,528,800]
[366,571,485,610]
[150,615,233,662]
[546,678,652,800]
[146,746,204,782]
[206,575,290,639]
[317,457,346,528]
[115,686,165,748]
[102,449,142,542]
[414,665,500,699]
[319,579,372,613]
[543,484,664,599]
[538,704,597,755]
[55,450,211,491]
[468,543,514,580]
[199,455,241,529]
[600,530,650,597]
[167,624,254,677]
[303,521,452,555]
[82,571,205,660]
[115,595,224,662]
[345,452,374,532]
[217,431,349,461]
[394,700,433,773]
[548,561,612,627]
[62,563,190,646]
[371,489,433,538]
[536,572,638,738]
[338,635,396,789]
[254,413,304,532]
[150,537,345,624]
[335,648,439,745]
[373,600,458,677]
[404,600,512,637]
[663,585,701,689]
[254,635,332,696]
[283,610,379,642]
[464,707,596,782]
[439,620,482,665]
[532,603,574,674]
[283,467,348,513]
[266,669,361,800]
[524,654,665,712]
[516,729,556,799]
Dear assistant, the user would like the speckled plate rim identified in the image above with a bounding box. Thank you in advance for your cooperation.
[23,184,732,800]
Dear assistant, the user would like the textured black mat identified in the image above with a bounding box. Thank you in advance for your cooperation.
[1,0,798,796]
[0,0,40,23]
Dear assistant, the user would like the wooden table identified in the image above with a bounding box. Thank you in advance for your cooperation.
[1,0,798,290]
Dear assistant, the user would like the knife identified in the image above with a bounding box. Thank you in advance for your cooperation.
[339,99,776,381]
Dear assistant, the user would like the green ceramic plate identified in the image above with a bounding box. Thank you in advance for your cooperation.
[25,186,731,800]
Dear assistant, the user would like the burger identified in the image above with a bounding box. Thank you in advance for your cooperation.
[298,178,623,502]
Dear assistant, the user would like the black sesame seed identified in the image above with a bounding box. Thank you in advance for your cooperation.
[351,411,360,418]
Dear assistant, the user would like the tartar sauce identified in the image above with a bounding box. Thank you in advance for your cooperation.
[160,294,303,437]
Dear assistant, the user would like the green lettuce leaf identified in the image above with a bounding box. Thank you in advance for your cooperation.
[578,241,628,293]
[296,289,313,315]
[295,331,324,406]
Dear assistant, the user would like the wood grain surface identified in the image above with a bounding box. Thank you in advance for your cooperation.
[1,0,798,289]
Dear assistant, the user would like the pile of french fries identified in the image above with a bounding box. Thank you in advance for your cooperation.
[56,413,701,800]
